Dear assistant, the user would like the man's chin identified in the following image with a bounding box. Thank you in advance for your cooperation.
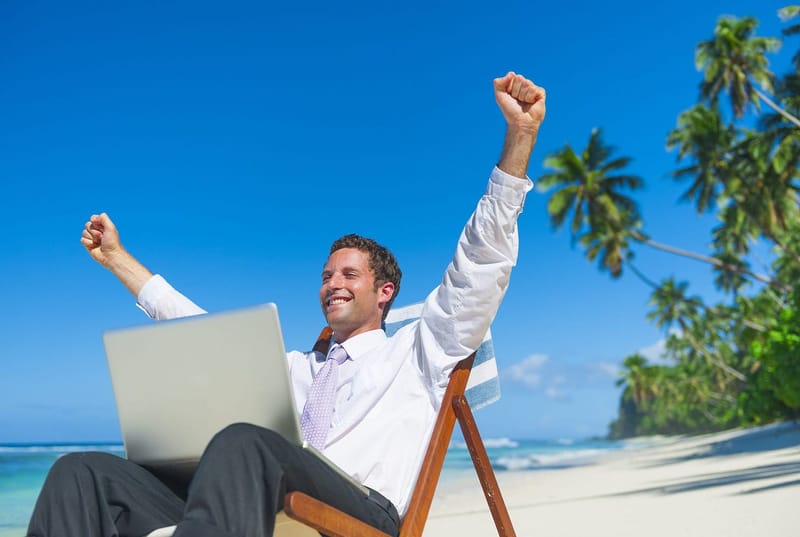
[325,302,351,317]
[324,310,347,329]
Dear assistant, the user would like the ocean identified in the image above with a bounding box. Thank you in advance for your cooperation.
[0,438,625,536]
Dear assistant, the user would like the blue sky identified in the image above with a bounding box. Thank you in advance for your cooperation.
[0,0,793,442]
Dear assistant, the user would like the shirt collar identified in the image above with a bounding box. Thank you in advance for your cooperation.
[327,329,386,362]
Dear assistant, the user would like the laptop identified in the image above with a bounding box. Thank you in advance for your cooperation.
[103,303,367,494]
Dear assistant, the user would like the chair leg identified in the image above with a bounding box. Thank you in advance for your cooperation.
[453,395,517,537]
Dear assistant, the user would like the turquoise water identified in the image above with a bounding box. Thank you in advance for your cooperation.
[0,438,623,535]
[0,444,125,536]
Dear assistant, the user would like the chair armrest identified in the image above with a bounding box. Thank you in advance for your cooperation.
[284,492,394,537]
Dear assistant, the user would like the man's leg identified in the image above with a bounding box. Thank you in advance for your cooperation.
[174,423,400,537]
[27,452,184,537]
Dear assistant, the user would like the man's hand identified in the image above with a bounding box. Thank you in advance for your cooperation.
[493,71,546,134]
[81,213,123,268]
[494,71,546,178]
[80,212,154,296]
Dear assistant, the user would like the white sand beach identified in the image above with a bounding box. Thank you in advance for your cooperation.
[426,422,800,536]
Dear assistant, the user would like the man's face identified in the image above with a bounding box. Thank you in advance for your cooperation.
[319,248,394,342]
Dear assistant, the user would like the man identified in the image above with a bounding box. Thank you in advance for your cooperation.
[28,71,545,537]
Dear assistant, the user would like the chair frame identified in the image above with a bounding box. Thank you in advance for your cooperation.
[283,328,517,537]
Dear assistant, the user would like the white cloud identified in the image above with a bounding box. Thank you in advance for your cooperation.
[638,338,666,362]
[636,330,680,364]
[502,353,625,401]
[552,374,568,385]
[545,386,570,401]
[503,354,549,388]
[503,353,620,393]
[590,361,620,379]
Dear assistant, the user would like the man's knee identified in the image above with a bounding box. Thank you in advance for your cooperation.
[45,452,119,487]
[205,423,287,457]
[209,422,263,444]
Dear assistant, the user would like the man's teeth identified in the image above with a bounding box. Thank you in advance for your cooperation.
[329,297,349,305]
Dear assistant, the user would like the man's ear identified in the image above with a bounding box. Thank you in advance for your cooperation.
[377,281,395,307]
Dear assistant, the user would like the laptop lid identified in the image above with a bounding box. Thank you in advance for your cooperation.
[103,303,302,469]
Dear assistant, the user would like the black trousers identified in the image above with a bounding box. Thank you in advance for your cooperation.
[27,423,400,537]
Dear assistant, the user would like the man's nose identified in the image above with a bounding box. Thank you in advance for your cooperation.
[327,272,344,289]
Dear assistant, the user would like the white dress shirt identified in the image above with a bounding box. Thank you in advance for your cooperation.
[136,166,532,516]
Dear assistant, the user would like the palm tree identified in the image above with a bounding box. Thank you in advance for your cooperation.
[537,128,642,276]
[616,353,652,406]
[539,129,642,234]
[696,15,800,128]
[646,279,701,331]
[721,132,800,270]
[667,104,738,212]
[779,5,800,71]
[668,106,800,278]
[538,129,789,290]
[736,133,799,225]
[647,278,746,381]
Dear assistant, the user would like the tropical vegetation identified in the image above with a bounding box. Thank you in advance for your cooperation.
[536,7,800,438]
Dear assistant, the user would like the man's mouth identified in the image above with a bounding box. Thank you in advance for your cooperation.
[327,296,352,308]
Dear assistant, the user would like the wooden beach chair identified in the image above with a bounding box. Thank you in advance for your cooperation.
[146,305,517,537]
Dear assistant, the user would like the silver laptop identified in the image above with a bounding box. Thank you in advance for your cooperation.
[103,303,367,494]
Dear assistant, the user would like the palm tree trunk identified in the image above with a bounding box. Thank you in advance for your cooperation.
[629,230,793,293]
[754,87,800,129]
[624,261,659,289]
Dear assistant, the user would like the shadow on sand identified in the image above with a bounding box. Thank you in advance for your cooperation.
[608,422,800,498]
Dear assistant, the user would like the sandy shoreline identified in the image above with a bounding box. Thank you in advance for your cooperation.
[425,421,800,536]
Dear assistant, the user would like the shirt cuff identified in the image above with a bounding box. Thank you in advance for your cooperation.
[135,274,171,319]
[486,166,534,207]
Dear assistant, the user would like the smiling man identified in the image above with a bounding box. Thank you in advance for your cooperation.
[321,234,400,343]
[28,71,546,537]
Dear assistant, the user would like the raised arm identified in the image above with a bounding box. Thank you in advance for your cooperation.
[81,213,205,319]
[81,213,154,297]
[416,71,546,389]
[494,71,547,178]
